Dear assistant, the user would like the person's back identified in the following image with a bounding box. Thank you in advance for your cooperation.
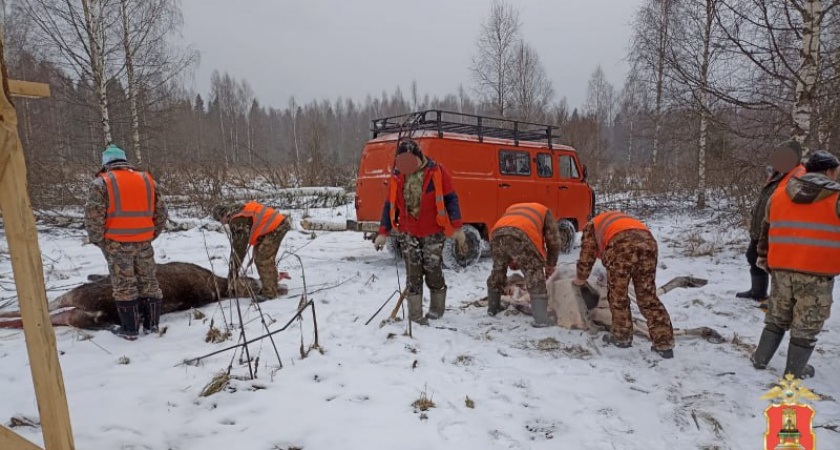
[84,144,168,340]
[753,150,840,379]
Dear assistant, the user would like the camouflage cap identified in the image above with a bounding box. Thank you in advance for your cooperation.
[211,203,244,221]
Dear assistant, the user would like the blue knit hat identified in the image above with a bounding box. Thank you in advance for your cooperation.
[102,144,127,165]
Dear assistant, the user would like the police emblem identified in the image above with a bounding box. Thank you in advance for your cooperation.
[761,374,821,450]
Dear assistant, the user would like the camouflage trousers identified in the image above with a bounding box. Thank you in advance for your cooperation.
[101,240,162,302]
[230,220,290,298]
[487,228,546,296]
[403,232,446,295]
[602,230,674,350]
[766,270,834,346]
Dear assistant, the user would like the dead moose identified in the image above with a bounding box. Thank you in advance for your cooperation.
[0,262,285,330]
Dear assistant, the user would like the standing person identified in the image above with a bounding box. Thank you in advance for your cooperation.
[486,203,563,327]
[752,150,840,379]
[212,202,291,300]
[374,139,467,325]
[737,141,804,303]
[573,211,675,358]
[85,144,168,340]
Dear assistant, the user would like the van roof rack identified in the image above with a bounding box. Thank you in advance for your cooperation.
[371,110,558,148]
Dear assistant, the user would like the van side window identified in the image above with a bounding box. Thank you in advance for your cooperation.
[536,153,553,178]
[499,150,531,176]
[559,155,580,179]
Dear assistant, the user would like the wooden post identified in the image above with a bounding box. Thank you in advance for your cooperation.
[0,38,75,450]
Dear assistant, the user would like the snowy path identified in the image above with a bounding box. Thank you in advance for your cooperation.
[1,211,838,449]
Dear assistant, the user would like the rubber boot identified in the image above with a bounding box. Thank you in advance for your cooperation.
[140,297,162,334]
[736,275,767,300]
[426,288,446,320]
[487,289,504,317]
[408,293,428,326]
[751,326,785,369]
[652,347,674,359]
[530,293,553,328]
[603,333,632,348]
[113,299,140,341]
[784,340,816,379]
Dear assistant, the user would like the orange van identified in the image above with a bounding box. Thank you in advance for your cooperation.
[349,110,595,267]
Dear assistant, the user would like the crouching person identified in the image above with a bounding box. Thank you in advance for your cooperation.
[213,202,291,300]
[573,211,675,358]
[752,150,840,379]
[85,144,168,340]
[373,139,466,325]
[486,203,561,327]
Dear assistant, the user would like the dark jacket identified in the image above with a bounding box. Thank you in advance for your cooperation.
[749,168,800,239]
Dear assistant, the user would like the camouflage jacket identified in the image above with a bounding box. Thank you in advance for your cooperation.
[493,210,562,266]
[758,173,840,259]
[575,221,654,280]
[84,161,168,247]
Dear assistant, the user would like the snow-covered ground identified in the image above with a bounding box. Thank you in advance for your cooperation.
[1,204,838,450]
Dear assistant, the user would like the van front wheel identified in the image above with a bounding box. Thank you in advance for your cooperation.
[557,220,576,254]
[443,225,482,269]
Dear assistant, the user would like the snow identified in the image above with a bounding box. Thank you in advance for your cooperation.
[1,205,839,450]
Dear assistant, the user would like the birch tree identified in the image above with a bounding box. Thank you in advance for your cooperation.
[471,0,521,117]
[510,41,554,122]
[630,0,676,165]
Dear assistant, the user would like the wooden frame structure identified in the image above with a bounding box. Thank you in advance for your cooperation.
[0,37,75,449]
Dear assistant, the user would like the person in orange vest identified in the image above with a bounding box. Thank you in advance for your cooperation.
[374,139,466,325]
[752,150,840,379]
[573,211,675,358]
[212,201,291,300]
[84,144,168,340]
[486,203,563,327]
[737,141,804,306]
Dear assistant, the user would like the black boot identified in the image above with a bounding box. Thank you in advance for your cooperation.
[487,289,503,317]
[140,297,162,334]
[784,339,816,379]
[113,299,140,341]
[652,347,674,359]
[603,333,632,348]
[751,326,785,369]
[737,275,768,300]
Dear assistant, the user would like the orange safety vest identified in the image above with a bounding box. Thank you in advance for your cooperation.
[491,203,550,259]
[779,165,806,189]
[100,169,156,242]
[231,201,286,246]
[592,211,649,255]
[388,166,454,236]
[767,188,840,276]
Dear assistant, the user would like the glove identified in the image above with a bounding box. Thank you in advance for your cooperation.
[374,234,388,251]
[451,228,468,255]
[757,257,768,272]
[544,265,555,278]
[572,277,587,287]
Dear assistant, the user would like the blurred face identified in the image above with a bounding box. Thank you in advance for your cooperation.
[770,147,799,174]
[395,152,422,174]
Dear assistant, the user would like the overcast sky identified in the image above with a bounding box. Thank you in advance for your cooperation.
[180,0,643,112]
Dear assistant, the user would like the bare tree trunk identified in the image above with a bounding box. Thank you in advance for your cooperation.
[628,118,634,164]
[696,0,715,209]
[791,0,822,155]
[120,0,142,164]
[81,0,112,145]
[652,0,671,166]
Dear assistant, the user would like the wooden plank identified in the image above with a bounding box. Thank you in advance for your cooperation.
[0,425,43,450]
[8,79,50,99]
[0,38,75,450]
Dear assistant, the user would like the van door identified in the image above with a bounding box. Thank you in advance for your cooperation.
[556,152,589,227]
[497,148,535,216]
[535,152,556,211]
